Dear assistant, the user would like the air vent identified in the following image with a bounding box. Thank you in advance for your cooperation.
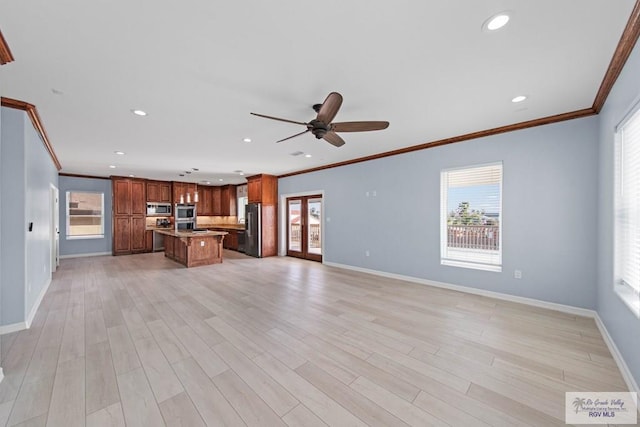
[290,151,305,156]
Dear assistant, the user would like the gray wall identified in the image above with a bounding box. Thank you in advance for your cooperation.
[280,116,600,310]
[0,106,58,326]
[58,176,112,257]
[1,107,27,325]
[25,113,59,317]
[597,39,640,387]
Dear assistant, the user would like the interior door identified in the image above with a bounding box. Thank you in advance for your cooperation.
[286,195,322,262]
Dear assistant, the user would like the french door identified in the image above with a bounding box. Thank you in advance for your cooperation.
[287,195,322,262]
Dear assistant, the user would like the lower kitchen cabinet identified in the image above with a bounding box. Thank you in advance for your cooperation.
[113,215,148,255]
[145,230,153,252]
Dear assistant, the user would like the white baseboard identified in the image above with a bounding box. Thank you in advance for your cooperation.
[59,251,111,259]
[594,313,640,395]
[26,278,51,329]
[323,261,638,394]
[0,321,27,335]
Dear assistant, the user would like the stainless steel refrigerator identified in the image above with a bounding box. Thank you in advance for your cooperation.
[245,202,261,257]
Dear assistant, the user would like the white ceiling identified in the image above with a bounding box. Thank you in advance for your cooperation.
[1,1,636,185]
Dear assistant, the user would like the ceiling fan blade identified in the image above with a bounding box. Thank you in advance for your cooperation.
[250,112,307,126]
[323,131,345,147]
[276,129,310,143]
[331,121,389,132]
[317,92,343,124]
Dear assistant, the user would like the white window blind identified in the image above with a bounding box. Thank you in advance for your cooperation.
[441,162,502,272]
[66,191,105,239]
[615,104,640,316]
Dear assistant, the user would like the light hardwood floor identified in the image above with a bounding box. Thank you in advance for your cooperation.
[0,251,636,426]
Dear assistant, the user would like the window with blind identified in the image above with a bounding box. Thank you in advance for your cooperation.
[441,162,502,272]
[614,103,640,317]
[66,191,105,239]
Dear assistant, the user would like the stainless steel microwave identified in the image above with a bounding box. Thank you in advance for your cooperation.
[147,203,172,216]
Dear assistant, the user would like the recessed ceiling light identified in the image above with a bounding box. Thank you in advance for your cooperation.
[304,154,312,158]
[192,168,199,171]
[51,88,64,95]
[109,165,116,169]
[128,174,135,177]
[131,109,147,116]
[201,180,211,185]
[114,151,125,155]
[218,178,224,182]
[483,12,511,32]
[185,171,192,174]
[511,95,527,103]
[243,138,252,143]
[239,172,245,176]
[179,174,185,177]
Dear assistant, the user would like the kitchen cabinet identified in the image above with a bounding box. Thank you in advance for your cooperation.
[172,181,197,205]
[245,174,278,257]
[221,185,237,216]
[212,186,222,216]
[145,230,153,252]
[147,180,172,203]
[199,186,212,216]
[112,177,148,255]
[247,174,277,205]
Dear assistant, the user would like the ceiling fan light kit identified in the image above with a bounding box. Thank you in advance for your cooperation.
[251,92,389,147]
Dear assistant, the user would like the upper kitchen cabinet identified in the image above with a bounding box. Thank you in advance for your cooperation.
[221,185,237,216]
[247,174,277,205]
[172,181,197,205]
[147,180,172,203]
[212,186,222,216]
[199,186,213,216]
[113,177,146,215]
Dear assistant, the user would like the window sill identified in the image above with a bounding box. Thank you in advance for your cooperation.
[614,283,640,318]
[441,259,502,273]
[66,235,105,240]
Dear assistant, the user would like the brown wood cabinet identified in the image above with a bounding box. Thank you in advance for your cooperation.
[221,185,237,216]
[245,174,278,257]
[112,177,148,255]
[212,187,222,216]
[173,182,197,205]
[199,186,212,216]
[145,230,153,252]
[147,180,172,203]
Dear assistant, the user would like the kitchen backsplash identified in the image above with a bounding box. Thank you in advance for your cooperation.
[197,216,239,226]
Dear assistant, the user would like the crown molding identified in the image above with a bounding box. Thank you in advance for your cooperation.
[593,0,640,113]
[0,30,14,65]
[279,108,596,178]
[1,97,62,171]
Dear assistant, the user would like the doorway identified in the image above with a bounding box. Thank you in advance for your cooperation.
[50,184,59,272]
[286,195,322,262]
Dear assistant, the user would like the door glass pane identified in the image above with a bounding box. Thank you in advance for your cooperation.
[307,198,322,255]
[288,200,302,252]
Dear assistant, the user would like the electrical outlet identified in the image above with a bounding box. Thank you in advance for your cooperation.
[365,191,370,197]
[514,269,522,279]
[372,190,377,197]
[200,241,205,247]
[365,250,370,257]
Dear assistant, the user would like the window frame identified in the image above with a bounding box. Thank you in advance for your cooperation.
[440,161,503,272]
[614,100,640,318]
[66,190,105,240]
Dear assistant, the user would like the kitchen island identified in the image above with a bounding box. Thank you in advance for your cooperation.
[154,229,227,267]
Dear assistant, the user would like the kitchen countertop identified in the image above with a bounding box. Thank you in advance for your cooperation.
[198,224,245,231]
[153,229,228,238]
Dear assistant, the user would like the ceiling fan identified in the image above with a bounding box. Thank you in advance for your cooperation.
[250,92,389,147]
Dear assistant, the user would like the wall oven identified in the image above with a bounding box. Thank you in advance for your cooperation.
[147,203,172,216]
[175,204,196,231]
